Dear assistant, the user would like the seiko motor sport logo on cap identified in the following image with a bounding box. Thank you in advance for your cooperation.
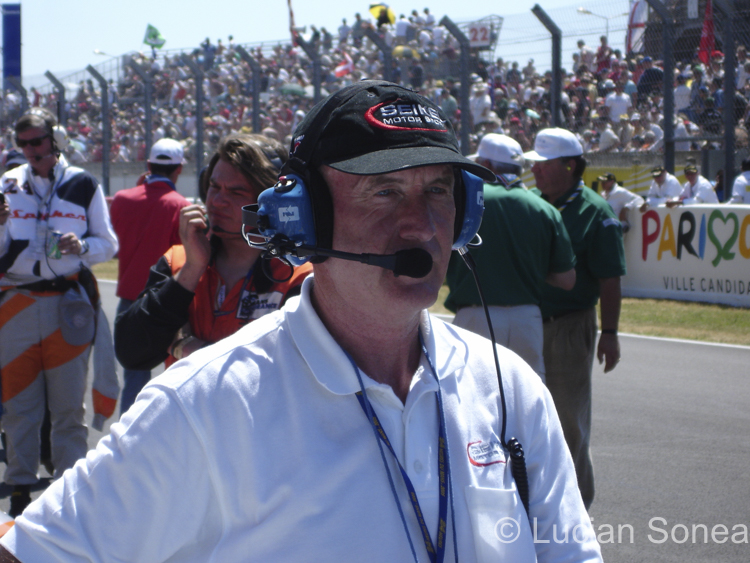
[365,100,448,132]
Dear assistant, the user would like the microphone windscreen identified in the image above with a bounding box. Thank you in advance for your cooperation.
[392,248,433,278]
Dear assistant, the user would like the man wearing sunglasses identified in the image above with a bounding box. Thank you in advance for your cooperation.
[0,109,118,517]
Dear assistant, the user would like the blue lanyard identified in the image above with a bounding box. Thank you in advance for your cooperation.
[346,334,458,563]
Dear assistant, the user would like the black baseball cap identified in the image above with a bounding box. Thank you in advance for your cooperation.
[651,166,665,177]
[597,172,616,182]
[288,81,495,182]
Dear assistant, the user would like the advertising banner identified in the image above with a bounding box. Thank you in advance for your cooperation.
[2,4,21,91]
[622,204,750,307]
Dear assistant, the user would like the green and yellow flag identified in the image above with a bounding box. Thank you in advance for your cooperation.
[143,24,166,49]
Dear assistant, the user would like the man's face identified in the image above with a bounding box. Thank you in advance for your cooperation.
[206,159,259,237]
[654,172,666,186]
[531,158,571,200]
[17,126,54,170]
[317,164,456,312]
[685,171,698,185]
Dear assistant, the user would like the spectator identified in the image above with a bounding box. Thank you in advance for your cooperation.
[636,56,664,101]
[597,172,644,232]
[642,166,682,209]
[605,81,632,124]
[729,157,750,203]
[337,17,350,46]
[677,164,719,204]
[577,39,595,70]
[110,139,191,415]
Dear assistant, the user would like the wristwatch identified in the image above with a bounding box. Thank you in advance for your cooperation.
[78,239,90,256]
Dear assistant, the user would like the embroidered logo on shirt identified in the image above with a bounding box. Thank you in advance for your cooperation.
[467,440,506,466]
[237,290,284,320]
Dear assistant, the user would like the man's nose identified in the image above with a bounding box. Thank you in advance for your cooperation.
[398,197,438,242]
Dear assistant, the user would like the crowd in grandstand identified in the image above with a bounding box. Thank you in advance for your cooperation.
[2,9,750,166]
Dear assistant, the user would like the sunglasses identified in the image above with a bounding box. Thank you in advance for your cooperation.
[16,135,49,148]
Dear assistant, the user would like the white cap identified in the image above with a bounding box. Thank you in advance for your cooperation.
[470,133,524,167]
[523,128,582,161]
[148,138,185,165]
[603,79,615,89]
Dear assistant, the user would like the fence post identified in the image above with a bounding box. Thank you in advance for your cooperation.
[86,65,110,195]
[364,28,393,83]
[295,36,322,103]
[180,54,205,189]
[531,5,562,127]
[127,58,153,163]
[439,16,471,155]
[44,71,67,125]
[644,0,675,174]
[715,0,736,196]
[235,46,262,133]
[6,76,28,114]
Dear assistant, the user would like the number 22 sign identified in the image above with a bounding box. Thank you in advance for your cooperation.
[468,23,491,47]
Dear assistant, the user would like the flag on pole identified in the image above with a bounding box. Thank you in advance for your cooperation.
[287,0,298,44]
[697,0,714,65]
[143,24,166,49]
[335,51,354,77]
[626,0,647,54]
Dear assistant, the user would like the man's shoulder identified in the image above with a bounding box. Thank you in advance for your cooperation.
[579,186,617,217]
[156,311,289,393]
[113,184,146,199]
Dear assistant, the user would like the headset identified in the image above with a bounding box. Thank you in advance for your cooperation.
[16,107,68,156]
[241,80,485,276]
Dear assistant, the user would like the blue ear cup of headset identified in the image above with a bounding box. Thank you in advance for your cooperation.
[246,167,484,265]
[454,169,484,249]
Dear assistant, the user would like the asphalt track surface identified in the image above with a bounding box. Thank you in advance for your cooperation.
[0,280,747,562]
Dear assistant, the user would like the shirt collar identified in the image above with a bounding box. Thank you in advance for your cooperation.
[146,174,177,191]
[286,276,468,397]
[546,180,583,207]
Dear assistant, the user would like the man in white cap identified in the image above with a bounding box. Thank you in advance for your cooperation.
[445,134,575,379]
[642,166,682,209]
[676,163,718,205]
[597,172,644,232]
[109,138,190,414]
[525,127,626,509]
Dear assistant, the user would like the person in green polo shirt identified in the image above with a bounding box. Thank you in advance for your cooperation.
[445,133,576,379]
[525,127,626,510]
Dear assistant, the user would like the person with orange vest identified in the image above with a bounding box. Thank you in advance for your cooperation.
[114,134,312,380]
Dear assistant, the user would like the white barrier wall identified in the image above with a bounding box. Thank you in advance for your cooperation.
[622,204,750,308]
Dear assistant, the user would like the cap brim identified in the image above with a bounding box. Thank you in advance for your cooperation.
[326,146,496,182]
[523,150,548,161]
